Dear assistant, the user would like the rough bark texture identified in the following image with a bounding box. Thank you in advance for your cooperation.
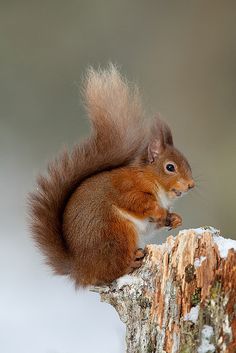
[92,227,236,353]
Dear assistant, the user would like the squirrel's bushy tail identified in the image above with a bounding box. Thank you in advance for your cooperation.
[29,64,148,275]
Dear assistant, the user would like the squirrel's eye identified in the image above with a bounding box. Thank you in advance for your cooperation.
[166,163,175,173]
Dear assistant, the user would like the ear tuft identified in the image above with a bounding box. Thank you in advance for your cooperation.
[156,113,173,146]
[146,113,174,163]
[162,122,173,146]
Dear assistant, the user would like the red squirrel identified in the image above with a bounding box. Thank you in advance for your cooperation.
[29,64,194,286]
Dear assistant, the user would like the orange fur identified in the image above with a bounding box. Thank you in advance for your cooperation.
[29,65,194,286]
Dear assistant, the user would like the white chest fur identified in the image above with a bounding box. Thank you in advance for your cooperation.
[115,189,173,245]
[158,188,173,209]
[117,208,157,238]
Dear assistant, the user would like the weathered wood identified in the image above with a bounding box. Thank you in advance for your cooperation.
[93,227,236,353]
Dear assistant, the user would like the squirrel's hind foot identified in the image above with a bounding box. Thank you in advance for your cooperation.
[126,248,146,273]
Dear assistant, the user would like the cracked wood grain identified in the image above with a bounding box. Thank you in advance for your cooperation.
[92,227,236,353]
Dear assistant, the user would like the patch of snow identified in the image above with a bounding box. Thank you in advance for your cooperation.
[184,305,199,324]
[197,325,215,353]
[213,235,236,259]
[193,226,219,236]
[116,275,141,289]
[179,226,220,238]
[194,256,206,268]
[194,227,209,235]
[180,227,220,237]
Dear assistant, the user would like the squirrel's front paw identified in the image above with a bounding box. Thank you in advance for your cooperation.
[151,208,168,229]
[165,212,182,229]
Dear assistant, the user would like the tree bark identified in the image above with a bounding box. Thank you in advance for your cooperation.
[92,227,236,353]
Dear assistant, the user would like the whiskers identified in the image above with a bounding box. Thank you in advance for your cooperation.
[188,176,209,204]
[193,173,206,185]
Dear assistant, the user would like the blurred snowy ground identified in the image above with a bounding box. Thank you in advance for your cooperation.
[0,132,128,353]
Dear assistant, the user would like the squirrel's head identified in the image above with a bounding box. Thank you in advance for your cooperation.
[147,115,195,200]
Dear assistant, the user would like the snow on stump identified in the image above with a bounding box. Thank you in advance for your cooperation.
[93,227,236,353]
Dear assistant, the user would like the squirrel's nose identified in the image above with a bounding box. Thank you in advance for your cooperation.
[188,180,195,190]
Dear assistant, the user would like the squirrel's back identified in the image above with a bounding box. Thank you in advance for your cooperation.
[29,64,149,276]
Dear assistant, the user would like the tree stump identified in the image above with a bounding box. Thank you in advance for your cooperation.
[92,227,236,353]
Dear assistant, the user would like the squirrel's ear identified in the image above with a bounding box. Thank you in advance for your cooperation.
[147,115,165,162]
[155,113,174,146]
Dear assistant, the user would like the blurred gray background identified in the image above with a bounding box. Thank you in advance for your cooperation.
[1,1,235,353]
